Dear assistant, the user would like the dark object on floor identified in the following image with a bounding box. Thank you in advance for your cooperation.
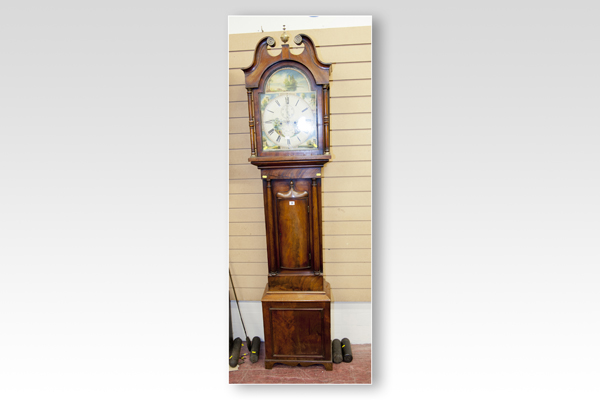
[341,338,353,362]
[230,337,242,367]
[332,339,343,363]
[250,337,261,363]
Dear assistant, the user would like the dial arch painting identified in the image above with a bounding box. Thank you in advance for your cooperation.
[265,67,311,93]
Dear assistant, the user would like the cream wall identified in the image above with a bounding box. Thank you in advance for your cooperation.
[228,25,372,303]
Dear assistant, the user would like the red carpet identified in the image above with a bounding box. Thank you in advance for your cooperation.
[229,342,371,384]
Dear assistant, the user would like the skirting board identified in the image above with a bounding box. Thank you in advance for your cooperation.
[230,301,372,344]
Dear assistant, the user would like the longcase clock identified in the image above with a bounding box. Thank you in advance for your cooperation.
[241,29,333,370]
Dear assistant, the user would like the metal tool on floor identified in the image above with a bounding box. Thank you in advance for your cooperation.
[332,338,353,364]
[230,337,242,367]
[341,338,353,362]
[332,339,343,363]
[250,336,261,363]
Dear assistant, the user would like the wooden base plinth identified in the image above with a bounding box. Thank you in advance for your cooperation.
[261,281,332,371]
[264,360,333,371]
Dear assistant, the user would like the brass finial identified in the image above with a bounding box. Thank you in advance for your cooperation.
[281,25,289,44]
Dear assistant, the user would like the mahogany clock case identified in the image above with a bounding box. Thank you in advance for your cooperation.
[240,32,334,371]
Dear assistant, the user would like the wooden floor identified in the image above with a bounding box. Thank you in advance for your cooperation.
[229,342,371,384]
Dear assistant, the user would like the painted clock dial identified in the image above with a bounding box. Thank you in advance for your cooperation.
[259,67,317,151]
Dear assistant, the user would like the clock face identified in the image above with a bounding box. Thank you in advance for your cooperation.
[259,67,318,152]
[261,94,317,150]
